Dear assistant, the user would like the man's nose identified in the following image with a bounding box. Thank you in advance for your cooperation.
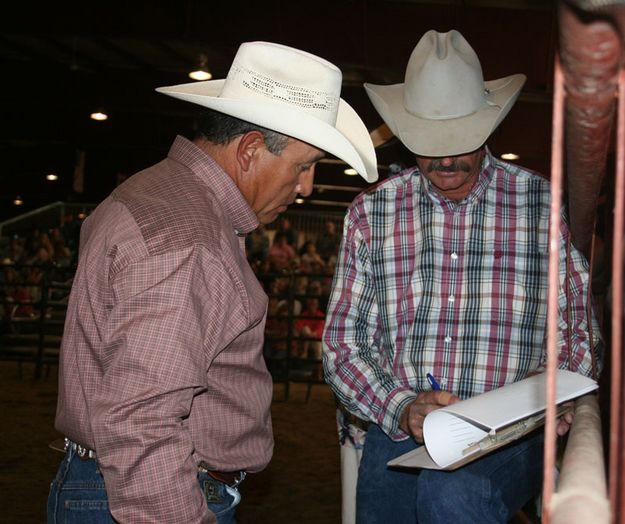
[296,169,315,197]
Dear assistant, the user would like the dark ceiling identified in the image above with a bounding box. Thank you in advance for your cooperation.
[1,0,558,223]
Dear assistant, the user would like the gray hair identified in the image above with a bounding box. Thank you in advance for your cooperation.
[195,108,290,155]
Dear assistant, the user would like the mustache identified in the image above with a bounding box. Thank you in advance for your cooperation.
[427,160,471,173]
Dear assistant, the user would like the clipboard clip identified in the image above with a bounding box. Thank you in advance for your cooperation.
[462,405,572,457]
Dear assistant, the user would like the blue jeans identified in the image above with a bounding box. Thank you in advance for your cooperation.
[47,446,241,523]
[356,424,544,524]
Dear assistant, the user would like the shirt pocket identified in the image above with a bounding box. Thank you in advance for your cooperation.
[476,240,549,340]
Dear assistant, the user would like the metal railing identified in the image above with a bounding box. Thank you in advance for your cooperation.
[263,270,329,401]
[1,264,329,393]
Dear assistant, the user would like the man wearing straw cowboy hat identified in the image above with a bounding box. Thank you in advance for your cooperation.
[323,30,601,523]
[48,41,378,523]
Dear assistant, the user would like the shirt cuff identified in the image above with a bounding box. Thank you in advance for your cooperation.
[382,389,419,442]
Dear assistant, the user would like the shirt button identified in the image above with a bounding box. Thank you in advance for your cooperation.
[444,336,452,343]
[448,295,455,303]
[450,252,458,260]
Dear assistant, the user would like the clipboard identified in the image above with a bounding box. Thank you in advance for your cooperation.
[387,370,598,471]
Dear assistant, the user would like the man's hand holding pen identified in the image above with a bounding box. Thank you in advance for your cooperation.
[399,370,577,443]
[399,389,461,443]
[399,373,462,443]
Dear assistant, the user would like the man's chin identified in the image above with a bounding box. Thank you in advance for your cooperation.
[432,179,463,192]
[433,171,463,180]
[260,207,287,225]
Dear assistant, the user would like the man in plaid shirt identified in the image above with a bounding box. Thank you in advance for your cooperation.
[323,30,601,523]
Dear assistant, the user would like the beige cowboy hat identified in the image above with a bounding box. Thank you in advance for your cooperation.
[364,30,526,157]
[157,41,378,182]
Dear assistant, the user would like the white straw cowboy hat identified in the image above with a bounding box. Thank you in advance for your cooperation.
[157,41,378,182]
[364,30,526,157]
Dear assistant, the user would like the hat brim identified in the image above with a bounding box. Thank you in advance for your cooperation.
[157,80,378,182]
[364,74,526,157]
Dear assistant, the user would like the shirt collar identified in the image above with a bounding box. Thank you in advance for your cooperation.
[417,147,496,208]
[168,135,259,236]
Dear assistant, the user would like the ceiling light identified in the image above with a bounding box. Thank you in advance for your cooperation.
[13,196,23,206]
[344,168,358,176]
[189,54,212,81]
[189,69,212,81]
[46,173,59,181]
[295,198,305,204]
[501,153,519,160]
[90,110,108,121]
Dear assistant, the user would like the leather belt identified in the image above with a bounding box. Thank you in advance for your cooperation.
[49,437,96,460]
[50,438,246,488]
[199,463,246,488]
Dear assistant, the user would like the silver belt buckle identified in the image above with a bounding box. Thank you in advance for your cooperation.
[64,437,96,459]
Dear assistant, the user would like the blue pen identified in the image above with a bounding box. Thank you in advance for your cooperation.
[426,373,441,391]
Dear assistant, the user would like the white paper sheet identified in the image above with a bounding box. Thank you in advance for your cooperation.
[387,370,598,470]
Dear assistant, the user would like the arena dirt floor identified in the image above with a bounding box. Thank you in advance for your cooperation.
[1,360,540,524]
[0,361,341,523]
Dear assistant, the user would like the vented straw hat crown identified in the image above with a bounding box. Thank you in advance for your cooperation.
[157,41,378,182]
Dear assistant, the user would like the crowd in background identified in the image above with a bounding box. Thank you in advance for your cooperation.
[248,217,342,367]
[0,213,342,369]
[0,213,82,325]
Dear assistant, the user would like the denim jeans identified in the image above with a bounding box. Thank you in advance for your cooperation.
[356,424,544,524]
[47,446,241,523]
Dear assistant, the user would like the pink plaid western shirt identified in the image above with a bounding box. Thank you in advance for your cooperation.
[55,136,273,523]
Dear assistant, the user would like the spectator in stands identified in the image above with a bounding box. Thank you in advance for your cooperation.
[287,275,309,317]
[22,247,52,304]
[49,41,377,524]
[268,231,296,272]
[294,274,309,297]
[52,238,72,268]
[307,278,328,312]
[271,274,299,318]
[60,212,81,252]
[295,296,325,360]
[276,217,299,248]
[300,240,325,275]
[307,279,323,297]
[316,220,341,261]
[1,262,34,319]
[0,236,24,264]
[25,227,42,250]
[49,227,75,266]
[50,227,63,244]
[39,231,55,259]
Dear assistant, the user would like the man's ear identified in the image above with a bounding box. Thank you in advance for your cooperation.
[236,131,266,173]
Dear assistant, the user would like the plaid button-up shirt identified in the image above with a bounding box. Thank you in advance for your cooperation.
[323,149,601,441]
[55,136,273,523]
